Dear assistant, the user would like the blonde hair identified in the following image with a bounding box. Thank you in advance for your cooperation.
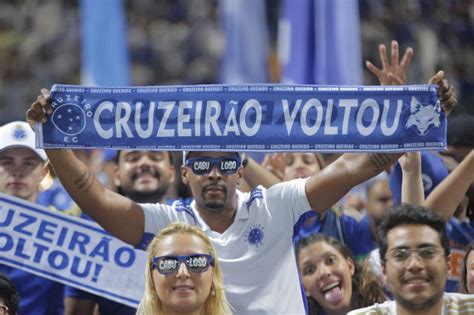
[136,222,232,315]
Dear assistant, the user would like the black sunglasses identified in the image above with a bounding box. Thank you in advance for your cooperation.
[185,156,241,176]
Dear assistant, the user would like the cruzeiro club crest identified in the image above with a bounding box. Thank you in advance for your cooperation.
[245,224,264,247]
[405,97,441,136]
[51,103,87,136]
[12,124,27,141]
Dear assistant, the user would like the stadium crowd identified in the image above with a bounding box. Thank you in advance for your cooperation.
[0,1,473,314]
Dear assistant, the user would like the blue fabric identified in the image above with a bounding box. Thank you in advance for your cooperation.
[0,198,64,315]
[293,210,340,244]
[38,178,76,211]
[445,218,474,292]
[38,84,445,153]
[279,0,362,85]
[80,0,130,85]
[64,286,135,315]
[219,0,269,83]
[279,0,314,84]
[342,215,377,260]
[389,151,449,204]
[313,0,362,85]
[293,211,376,260]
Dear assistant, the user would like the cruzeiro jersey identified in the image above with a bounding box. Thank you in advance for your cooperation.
[138,178,311,315]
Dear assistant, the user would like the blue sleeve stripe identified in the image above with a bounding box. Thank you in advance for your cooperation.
[175,205,196,221]
[135,232,155,251]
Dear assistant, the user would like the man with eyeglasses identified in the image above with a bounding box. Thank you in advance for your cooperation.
[349,204,474,315]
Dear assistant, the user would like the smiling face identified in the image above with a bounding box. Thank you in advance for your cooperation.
[181,152,242,213]
[115,150,175,203]
[298,241,355,314]
[0,147,47,202]
[383,224,448,312]
[152,233,214,314]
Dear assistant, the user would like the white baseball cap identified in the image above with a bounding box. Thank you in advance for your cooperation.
[0,121,48,162]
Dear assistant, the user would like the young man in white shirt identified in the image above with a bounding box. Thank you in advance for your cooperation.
[349,204,474,315]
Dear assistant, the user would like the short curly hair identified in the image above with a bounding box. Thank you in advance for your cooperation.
[377,204,450,263]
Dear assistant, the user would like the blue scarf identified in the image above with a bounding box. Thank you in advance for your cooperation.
[37,84,446,152]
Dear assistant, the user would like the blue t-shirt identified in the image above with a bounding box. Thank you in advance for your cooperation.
[64,287,135,315]
[37,179,76,211]
[294,210,376,260]
[0,197,64,315]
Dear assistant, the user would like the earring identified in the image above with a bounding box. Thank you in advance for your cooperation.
[211,288,216,296]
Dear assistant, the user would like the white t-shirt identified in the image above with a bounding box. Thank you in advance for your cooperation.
[348,292,474,315]
[139,178,311,315]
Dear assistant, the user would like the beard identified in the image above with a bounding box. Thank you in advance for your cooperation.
[119,169,170,203]
[394,288,443,312]
[200,183,228,212]
[123,185,169,203]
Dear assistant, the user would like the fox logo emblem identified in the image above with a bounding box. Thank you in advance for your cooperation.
[405,97,441,136]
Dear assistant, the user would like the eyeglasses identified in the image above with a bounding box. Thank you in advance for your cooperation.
[0,305,9,315]
[185,156,241,176]
[388,246,442,264]
[152,254,214,275]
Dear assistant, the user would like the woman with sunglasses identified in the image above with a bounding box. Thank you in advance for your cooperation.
[137,222,232,315]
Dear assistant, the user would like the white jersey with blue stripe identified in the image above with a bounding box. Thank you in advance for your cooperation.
[139,178,310,315]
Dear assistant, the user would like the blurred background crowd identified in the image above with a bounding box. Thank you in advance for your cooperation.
[0,0,473,124]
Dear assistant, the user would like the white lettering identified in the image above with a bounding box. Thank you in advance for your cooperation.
[240,99,262,136]
[204,101,222,136]
[223,106,240,136]
[282,99,301,135]
[356,98,379,136]
[157,102,175,137]
[381,99,402,136]
[135,102,154,138]
[115,102,133,138]
[178,101,192,137]
[324,100,338,135]
[301,98,323,136]
[94,101,113,139]
[194,101,202,137]
[339,99,358,135]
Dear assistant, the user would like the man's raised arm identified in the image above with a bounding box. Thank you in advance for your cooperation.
[305,152,399,212]
[26,89,144,246]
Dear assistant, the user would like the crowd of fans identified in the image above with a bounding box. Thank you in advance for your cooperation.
[1,1,474,314]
